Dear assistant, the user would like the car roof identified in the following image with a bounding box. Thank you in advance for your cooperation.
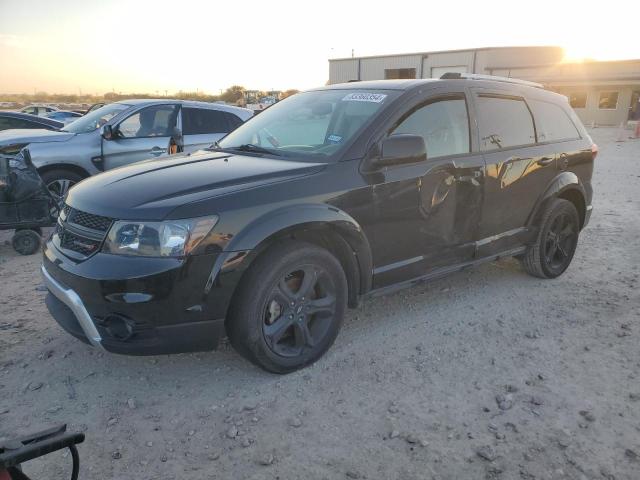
[317,78,567,102]
[0,111,64,127]
[114,99,253,115]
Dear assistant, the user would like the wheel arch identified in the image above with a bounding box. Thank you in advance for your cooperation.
[527,172,588,230]
[210,204,373,313]
[37,163,91,180]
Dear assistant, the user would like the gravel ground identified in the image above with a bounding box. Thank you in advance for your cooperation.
[0,128,639,480]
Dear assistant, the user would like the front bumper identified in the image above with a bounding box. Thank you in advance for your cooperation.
[42,241,234,355]
[42,264,104,348]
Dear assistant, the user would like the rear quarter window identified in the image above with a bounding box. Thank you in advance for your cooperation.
[528,99,580,143]
[476,95,536,151]
[183,108,230,135]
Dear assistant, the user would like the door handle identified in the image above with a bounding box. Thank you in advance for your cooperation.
[150,147,167,156]
[455,170,481,186]
[537,156,554,166]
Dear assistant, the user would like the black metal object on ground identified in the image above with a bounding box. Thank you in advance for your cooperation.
[0,424,85,480]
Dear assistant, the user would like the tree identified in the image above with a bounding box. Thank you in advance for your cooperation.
[281,89,299,99]
[220,85,245,104]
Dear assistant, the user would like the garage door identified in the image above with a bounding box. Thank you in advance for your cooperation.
[430,65,468,78]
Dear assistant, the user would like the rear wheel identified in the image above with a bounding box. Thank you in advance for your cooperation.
[226,241,347,374]
[521,198,580,278]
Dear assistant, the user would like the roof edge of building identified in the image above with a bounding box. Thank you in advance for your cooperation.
[328,45,563,62]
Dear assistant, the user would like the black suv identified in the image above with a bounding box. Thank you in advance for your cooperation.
[42,75,595,373]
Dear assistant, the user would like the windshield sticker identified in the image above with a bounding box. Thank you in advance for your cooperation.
[342,92,387,103]
[327,134,343,144]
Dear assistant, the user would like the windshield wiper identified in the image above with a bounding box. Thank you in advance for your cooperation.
[228,143,281,156]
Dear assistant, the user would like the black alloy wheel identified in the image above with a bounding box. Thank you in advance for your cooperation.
[522,198,580,278]
[262,264,338,358]
[227,241,347,374]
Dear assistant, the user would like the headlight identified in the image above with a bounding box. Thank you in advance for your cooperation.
[103,216,218,257]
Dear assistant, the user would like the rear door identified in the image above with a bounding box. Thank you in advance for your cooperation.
[472,89,561,255]
[102,104,179,170]
[182,108,237,152]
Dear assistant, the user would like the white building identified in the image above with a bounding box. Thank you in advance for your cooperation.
[329,46,640,126]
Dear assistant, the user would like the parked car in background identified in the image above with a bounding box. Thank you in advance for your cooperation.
[0,100,253,205]
[20,105,59,116]
[84,103,105,115]
[45,110,83,125]
[0,111,63,131]
[42,75,595,373]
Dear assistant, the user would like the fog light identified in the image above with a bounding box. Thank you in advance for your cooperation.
[103,315,134,341]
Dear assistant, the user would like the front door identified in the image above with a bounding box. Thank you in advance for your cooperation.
[366,91,485,288]
[102,104,179,170]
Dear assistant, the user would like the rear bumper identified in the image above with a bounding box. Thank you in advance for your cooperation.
[584,204,593,228]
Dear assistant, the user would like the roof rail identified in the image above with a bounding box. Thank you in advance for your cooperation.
[439,72,544,89]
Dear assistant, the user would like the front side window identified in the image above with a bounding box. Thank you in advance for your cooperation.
[218,89,398,159]
[63,103,129,134]
[391,97,470,158]
[118,105,178,138]
[567,92,587,109]
[529,99,580,143]
[476,95,535,150]
[598,91,619,109]
[182,108,229,135]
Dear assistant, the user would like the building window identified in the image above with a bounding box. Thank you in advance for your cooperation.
[567,92,587,109]
[598,91,619,109]
[384,68,416,80]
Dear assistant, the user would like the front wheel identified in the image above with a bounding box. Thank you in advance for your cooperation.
[226,241,347,374]
[521,198,580,278]
[39,169,83,215]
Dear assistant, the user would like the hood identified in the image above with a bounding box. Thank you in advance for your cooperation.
[65,150,327,220]
[0,128,75,147]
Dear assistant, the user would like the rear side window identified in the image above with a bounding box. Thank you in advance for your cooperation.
[0,118,35,129]
[476,95,535,150]
[392,97,470,158]
[183,108,230,135]
[528,99,580,143]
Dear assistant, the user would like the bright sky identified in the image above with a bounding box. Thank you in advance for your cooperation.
[1,0,638,95]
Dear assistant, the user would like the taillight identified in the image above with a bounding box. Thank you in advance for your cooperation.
[591,143,598,161]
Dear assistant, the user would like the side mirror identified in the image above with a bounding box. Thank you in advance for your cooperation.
[375,134,427,168]
[101,124,114,140]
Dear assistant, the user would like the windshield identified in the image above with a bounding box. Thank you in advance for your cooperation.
[218,89,397,158]
[62,103,129,134]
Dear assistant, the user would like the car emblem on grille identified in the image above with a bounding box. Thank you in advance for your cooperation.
[72,239,97,251]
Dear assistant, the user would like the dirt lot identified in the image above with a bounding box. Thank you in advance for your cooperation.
[1,128,639,480]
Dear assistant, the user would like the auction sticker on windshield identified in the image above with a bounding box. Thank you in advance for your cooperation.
[342,92,387,103]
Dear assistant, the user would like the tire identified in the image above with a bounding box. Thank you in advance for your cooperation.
[39,169,83,214]
[521,198,580,279]
[226,240,348,374]
[12,229,42,255]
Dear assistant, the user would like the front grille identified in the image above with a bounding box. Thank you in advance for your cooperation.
[59,228,102,256]
[67,208,112,232]
[54,204,114,259]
